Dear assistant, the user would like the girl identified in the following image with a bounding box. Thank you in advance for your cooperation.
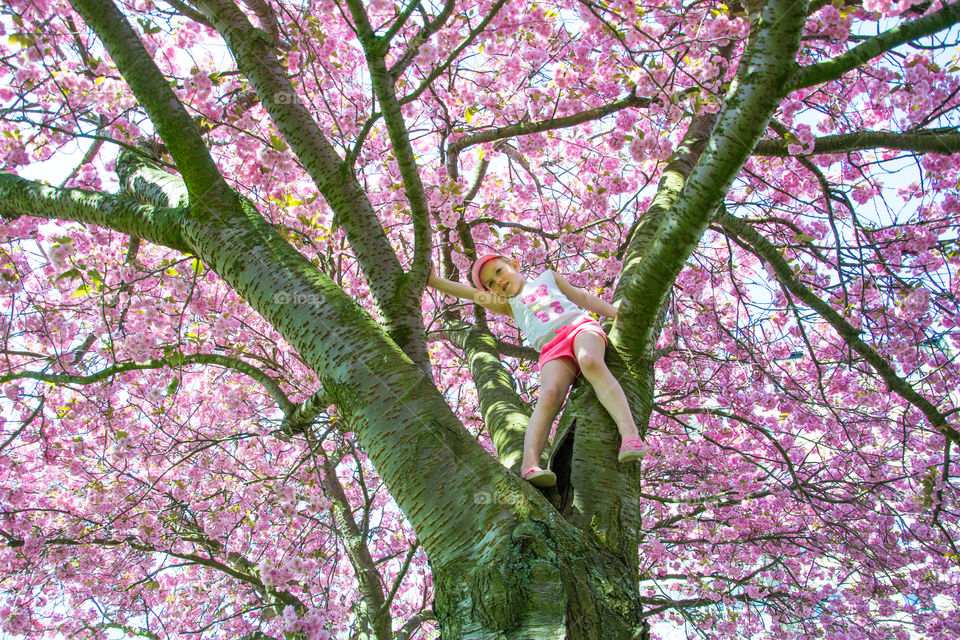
[428,254,647,487]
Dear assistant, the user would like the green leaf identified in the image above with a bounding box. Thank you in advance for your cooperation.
[56,268,81,282]
[86,269,103,289]
[269,133,289,152]
[137,18,162,35]
[8,33,35,49]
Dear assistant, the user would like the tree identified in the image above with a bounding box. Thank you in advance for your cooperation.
[1,0,959,638]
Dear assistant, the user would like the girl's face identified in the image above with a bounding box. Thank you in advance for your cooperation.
[479,258,524,297]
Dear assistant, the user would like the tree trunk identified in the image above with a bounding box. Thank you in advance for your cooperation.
[431,515,648,640]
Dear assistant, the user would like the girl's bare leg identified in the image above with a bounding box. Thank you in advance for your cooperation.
[522,358,578,471]
[572,331,640,440]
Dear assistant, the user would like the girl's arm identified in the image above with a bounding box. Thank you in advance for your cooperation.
[427,272,513,317]
[552,272,618,318]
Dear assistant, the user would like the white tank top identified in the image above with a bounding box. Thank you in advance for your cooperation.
[508,271,587,351]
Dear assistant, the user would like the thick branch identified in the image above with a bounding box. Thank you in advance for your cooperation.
[788,2,960,92]
[0,172,190,254]
[395,609,435,640]
[754,129,960,156]
[194,0,430,368]
[318,450,391,640]
[381,542,421,618]
[719,212,959,446]
[162,0,214,28]
[116,151,190,208]
[279,388,331,436]
[444,320,529,470]
[614,113,717,314]
[598,117,716,514]
[241,0,281,44]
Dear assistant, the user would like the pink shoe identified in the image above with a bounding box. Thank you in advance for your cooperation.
[521,467,557,488]
[618,436,648,463]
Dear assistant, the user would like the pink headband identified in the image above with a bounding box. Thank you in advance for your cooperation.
[471,254,506,291]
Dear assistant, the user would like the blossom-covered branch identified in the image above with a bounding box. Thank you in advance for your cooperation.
[788,1,960,92]
[719,211,959,447]
[446,92,653,179]
[343,0,432,289]
[0,352,297,414]
[68,0,234,207]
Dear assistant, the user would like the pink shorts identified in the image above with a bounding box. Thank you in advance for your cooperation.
[538,317,607,372]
